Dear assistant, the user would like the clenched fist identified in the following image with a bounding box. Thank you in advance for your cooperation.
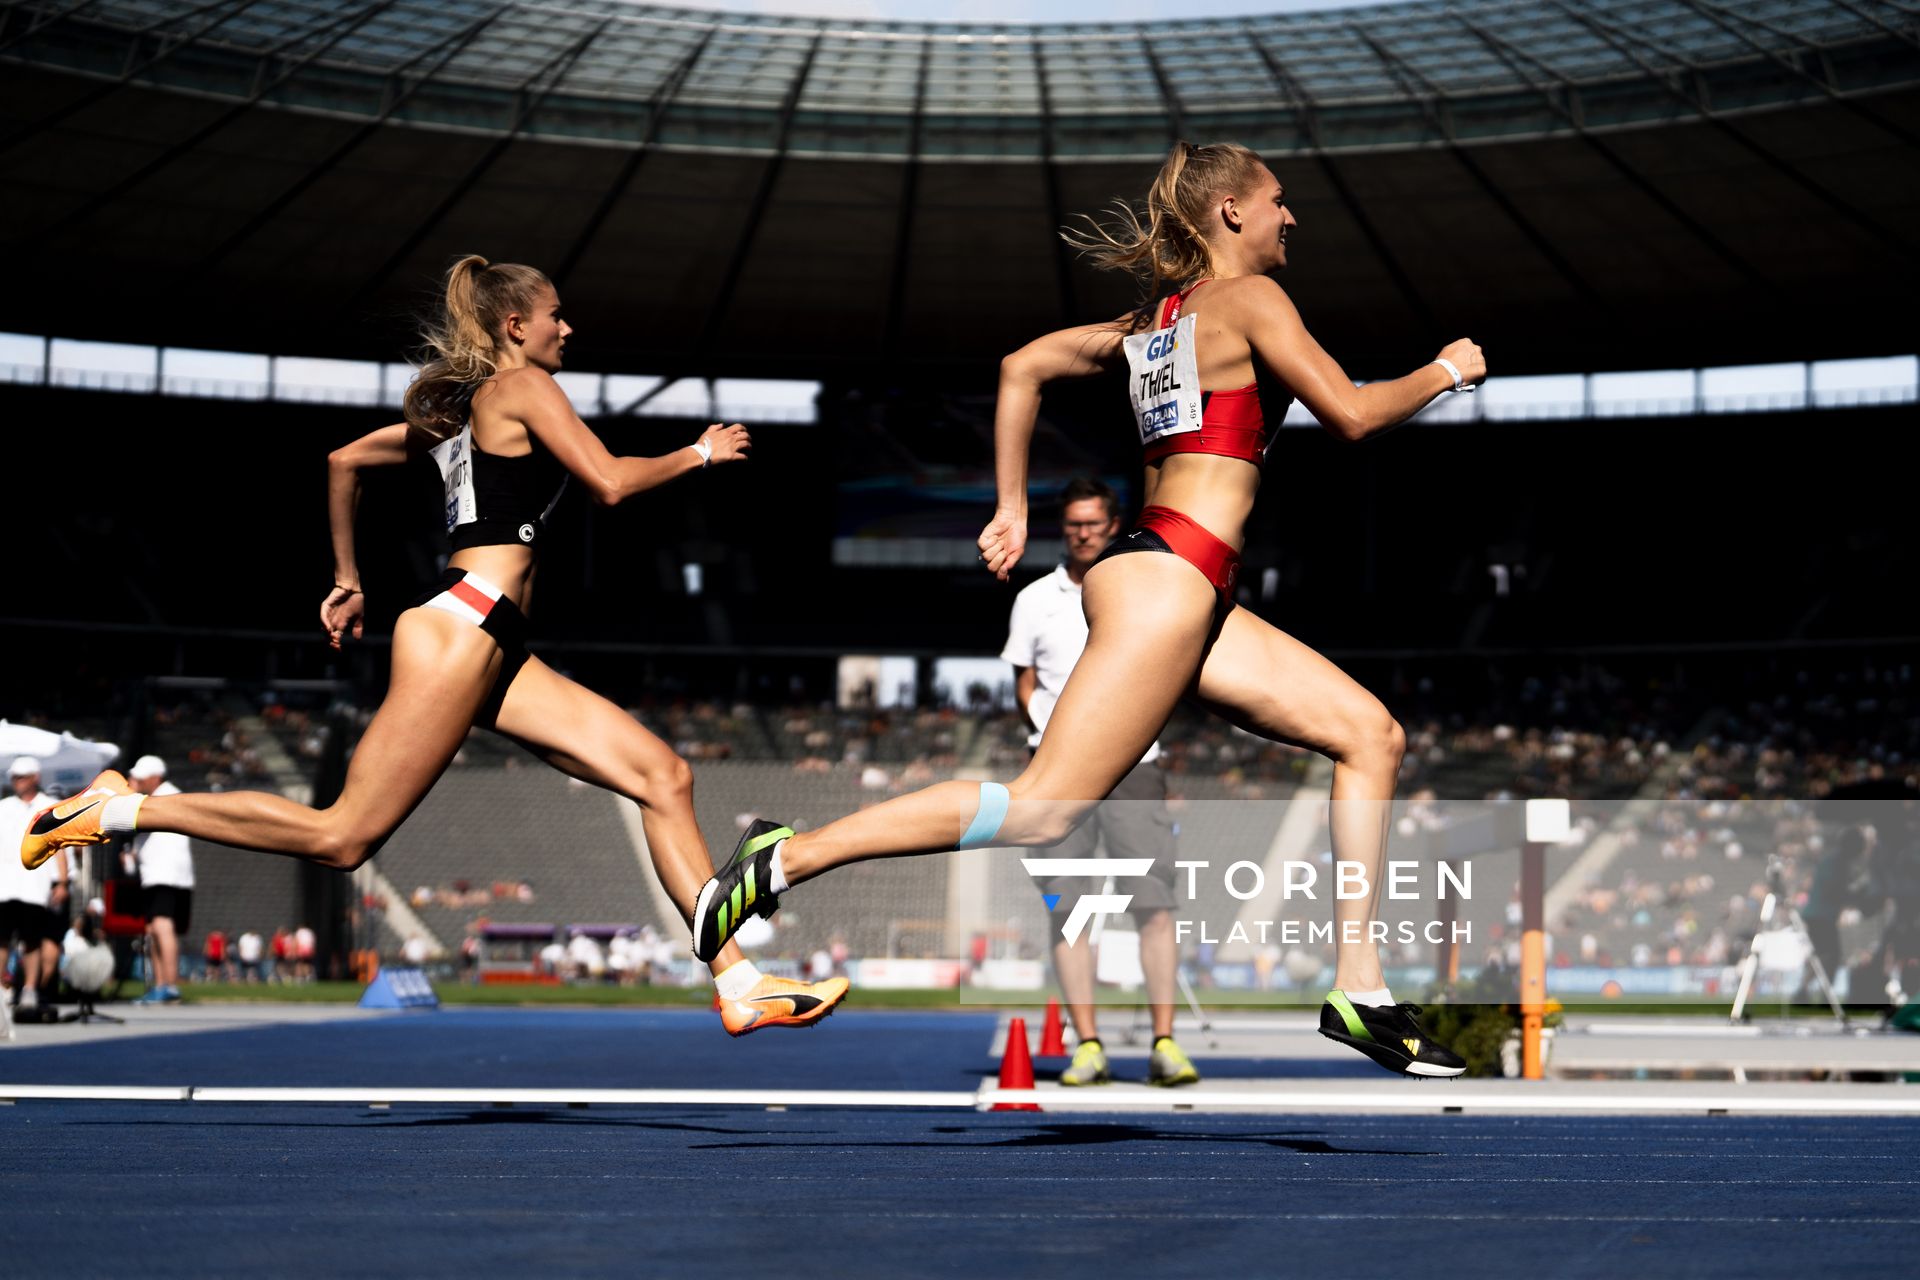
[1435,338,1486,389]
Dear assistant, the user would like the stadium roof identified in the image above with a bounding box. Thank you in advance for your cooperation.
[8,0,1911,155]
[4,0,1918,380]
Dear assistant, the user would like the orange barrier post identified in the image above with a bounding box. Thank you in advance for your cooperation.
[1520,839,1546,1080]
[992,1016,1040,1111]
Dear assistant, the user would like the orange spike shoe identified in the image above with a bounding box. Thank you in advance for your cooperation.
[21,770,133,870]
[718,973,850,1037]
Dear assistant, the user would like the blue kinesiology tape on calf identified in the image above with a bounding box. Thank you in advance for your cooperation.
[957,782,1011,850]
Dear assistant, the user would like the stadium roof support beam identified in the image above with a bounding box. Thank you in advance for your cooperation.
[689,33,826,366]
[341,12,620,315]
[1677,0,1920,147]
[882,36,935,365]
[553,23,717,289]
[1245,26,1439,337]
[612,376,679,418]
[195,4,516,274]
[1459,16,1769,293]
[1352,25,1611,320]
[1033,34,1077,324]
[1139,38,1186,144]
[0,0,114,57]
[1551,0,1918,266]
[0,0,269,161]
[42,0,404,241]
[1821,0,1920,55]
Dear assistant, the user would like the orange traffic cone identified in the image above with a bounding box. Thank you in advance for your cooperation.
[992,1015,1040,1111]
[1038,997,1067,1057]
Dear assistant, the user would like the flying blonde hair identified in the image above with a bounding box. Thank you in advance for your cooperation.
[1061,141,1269,329]
[402,254,552,439]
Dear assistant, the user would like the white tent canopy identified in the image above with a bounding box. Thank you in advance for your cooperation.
[0,721,121,797]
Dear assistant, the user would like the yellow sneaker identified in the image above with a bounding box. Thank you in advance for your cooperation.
[1147,1035,1201,1087]
[718,974,849,1037]
[22,770,132,870]
[1059,1038,1110,1086]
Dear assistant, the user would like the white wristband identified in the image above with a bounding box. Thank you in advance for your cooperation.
[690,438,713,468]
[1432,357,1473,393]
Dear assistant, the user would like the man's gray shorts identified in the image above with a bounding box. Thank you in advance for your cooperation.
[1035,762,1177,916]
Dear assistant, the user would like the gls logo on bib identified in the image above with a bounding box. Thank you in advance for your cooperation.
[1123,313,1202,444]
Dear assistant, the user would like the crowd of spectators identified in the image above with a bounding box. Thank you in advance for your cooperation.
[409,880,536,911]
[146,701,275,790]
[6,657,1910,997]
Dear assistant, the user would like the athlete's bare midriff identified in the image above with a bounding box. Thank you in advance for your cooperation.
[447,546,537,614]
[1139,453,1260,550]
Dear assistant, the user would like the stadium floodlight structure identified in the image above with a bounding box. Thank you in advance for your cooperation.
[2,0,1916,380]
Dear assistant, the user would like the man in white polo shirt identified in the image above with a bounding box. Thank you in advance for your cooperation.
[1001,478,1198,1088]
[0,756,70,1019]
[129,755,193,1003]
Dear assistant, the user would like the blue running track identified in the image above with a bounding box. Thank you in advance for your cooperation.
[2,1010,1913,1278]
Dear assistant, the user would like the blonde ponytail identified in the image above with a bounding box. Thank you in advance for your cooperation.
[1061,141,1268,329]
[403,254,552,438]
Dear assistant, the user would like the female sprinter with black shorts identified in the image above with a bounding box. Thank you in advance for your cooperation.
[23,255,846,1035]
[691,143,1484,1074]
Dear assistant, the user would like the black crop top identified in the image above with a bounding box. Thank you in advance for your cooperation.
[429,424,570,552]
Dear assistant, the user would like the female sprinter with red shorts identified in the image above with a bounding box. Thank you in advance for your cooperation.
[692,143,1484,1074]
[23,255,846,1035]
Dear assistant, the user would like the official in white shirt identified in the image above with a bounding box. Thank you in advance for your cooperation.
[1001,478,1196,1087]
[0,756,71,1016]
[129,755,194,1002]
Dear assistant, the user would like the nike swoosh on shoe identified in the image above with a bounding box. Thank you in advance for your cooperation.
[32,798,103,833]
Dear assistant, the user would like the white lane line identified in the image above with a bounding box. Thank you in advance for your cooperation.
[0,1085,191,1102]
[5,1083,1919,1118]
[187,1087,977,1108]
[974,1088,1920,1115]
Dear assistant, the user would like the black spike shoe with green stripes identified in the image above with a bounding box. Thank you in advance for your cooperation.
[1319,990,1466,1077]
[692,819,792,964]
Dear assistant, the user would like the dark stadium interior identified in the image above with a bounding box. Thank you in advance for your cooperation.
[0,381,1910,706]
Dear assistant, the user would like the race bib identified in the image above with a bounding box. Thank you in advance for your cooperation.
[429,426,477,534]
[1123,313,1202,446]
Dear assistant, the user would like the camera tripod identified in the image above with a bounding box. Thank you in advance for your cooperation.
[1730,856,1848,1026]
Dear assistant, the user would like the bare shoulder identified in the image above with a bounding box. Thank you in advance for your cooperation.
[1212,275,1292,309]
[1214,276,1304,333]
[489,365,560,404]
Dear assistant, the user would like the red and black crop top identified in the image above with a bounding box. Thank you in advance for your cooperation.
[1123,281,1290,468]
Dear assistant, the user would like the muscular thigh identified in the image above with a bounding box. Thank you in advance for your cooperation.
[338,608,501,834]
[1022,554,1217,803]
[1191,607,1388,757]
[483,654,677,793]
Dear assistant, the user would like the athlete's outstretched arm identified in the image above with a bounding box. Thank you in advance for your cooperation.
[980,320,1129,580]
[1239,277,1484,442]
[502,368,749,505]
[323,422,415,648]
